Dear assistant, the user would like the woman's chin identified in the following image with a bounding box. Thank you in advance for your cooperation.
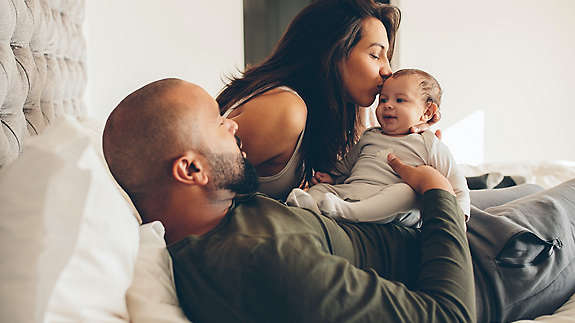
[359,97,376,108]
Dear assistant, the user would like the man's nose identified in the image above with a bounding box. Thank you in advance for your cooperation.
[226,118,238,135]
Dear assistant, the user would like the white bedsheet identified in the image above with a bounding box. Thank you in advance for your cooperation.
[460,160,575,189]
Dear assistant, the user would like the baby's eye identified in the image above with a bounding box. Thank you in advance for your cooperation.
[380,98,388,103]
[396,98,405,103]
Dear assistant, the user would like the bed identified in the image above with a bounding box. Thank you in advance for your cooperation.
[0,0,574,322]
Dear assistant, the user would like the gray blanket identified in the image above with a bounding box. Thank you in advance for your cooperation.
[468,178,575,322]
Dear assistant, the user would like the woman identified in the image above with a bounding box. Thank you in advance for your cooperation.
[217,0,438,200]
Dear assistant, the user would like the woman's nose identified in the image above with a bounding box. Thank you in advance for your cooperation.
[379,59,392,79]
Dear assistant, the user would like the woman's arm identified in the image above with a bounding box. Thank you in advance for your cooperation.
[227,89,307,176]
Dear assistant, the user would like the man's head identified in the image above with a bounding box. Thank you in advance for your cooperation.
[376,69,442,135]
[102,79,258,221]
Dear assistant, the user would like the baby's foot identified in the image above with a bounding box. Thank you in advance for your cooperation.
[318,193,353,220]
[286,188,321,214]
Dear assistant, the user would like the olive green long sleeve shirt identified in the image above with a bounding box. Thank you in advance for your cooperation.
[168,189,475,322]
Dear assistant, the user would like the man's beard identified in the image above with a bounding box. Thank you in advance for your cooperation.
[206,152,259,195]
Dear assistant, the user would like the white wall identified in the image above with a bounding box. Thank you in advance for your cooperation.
[85,1,244,124]
[393,0,575,164]
[85,1,574,163]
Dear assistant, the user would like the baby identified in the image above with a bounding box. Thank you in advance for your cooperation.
[287,69,470,226]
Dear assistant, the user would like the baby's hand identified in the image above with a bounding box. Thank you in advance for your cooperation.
[311,171,335,185]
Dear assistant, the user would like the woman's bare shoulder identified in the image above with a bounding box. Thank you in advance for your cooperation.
[227,88,308,167]
[238,88,307,136]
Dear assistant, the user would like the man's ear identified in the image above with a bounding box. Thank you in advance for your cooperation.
[421,102,439,122]
[172,152,209,186]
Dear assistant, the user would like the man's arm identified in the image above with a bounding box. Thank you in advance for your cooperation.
[251,191,474,322]
[250,156,476,322]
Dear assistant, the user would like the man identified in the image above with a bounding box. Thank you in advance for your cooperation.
[103,79,575,323]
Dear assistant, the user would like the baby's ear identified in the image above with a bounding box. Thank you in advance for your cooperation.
[422,102,438,122]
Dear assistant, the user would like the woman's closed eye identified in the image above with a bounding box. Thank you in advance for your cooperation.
[370,53,380,60]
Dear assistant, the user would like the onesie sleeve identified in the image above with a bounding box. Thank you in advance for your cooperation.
[426,134,471,218]
[249,190,475,323]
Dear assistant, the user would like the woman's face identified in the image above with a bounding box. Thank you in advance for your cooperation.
[339,17,392,107]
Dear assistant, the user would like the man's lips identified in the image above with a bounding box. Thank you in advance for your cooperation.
[236,135,247,158]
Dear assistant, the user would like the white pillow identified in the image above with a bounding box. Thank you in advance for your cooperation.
[126,221,192,323]
[0,116,140,322]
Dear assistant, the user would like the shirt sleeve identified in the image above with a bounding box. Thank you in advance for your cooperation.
[428,137,471,217]
[250,190,476,323]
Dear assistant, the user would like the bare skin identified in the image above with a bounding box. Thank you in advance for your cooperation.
[225,88,307,177]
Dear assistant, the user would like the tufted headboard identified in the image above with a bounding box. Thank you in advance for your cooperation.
[0,0,86,167]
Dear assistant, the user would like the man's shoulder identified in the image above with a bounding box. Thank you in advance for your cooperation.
[233,193,324,237]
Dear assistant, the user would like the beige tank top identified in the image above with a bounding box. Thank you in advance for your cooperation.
[222,86,306,201]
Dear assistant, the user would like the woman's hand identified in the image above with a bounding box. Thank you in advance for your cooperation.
[311,171,335,186]
[387,153,454,195]
[409,106,441,134]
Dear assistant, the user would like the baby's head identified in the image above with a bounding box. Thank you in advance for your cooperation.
[376,69,442,135]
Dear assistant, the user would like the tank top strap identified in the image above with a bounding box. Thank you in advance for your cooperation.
[222,85,304,118]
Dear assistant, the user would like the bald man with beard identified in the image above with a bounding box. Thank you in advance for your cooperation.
[103,78,575,323]
[103,79,259,240]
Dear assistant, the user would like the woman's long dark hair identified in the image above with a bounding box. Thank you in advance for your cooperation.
[217,0,401,186]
